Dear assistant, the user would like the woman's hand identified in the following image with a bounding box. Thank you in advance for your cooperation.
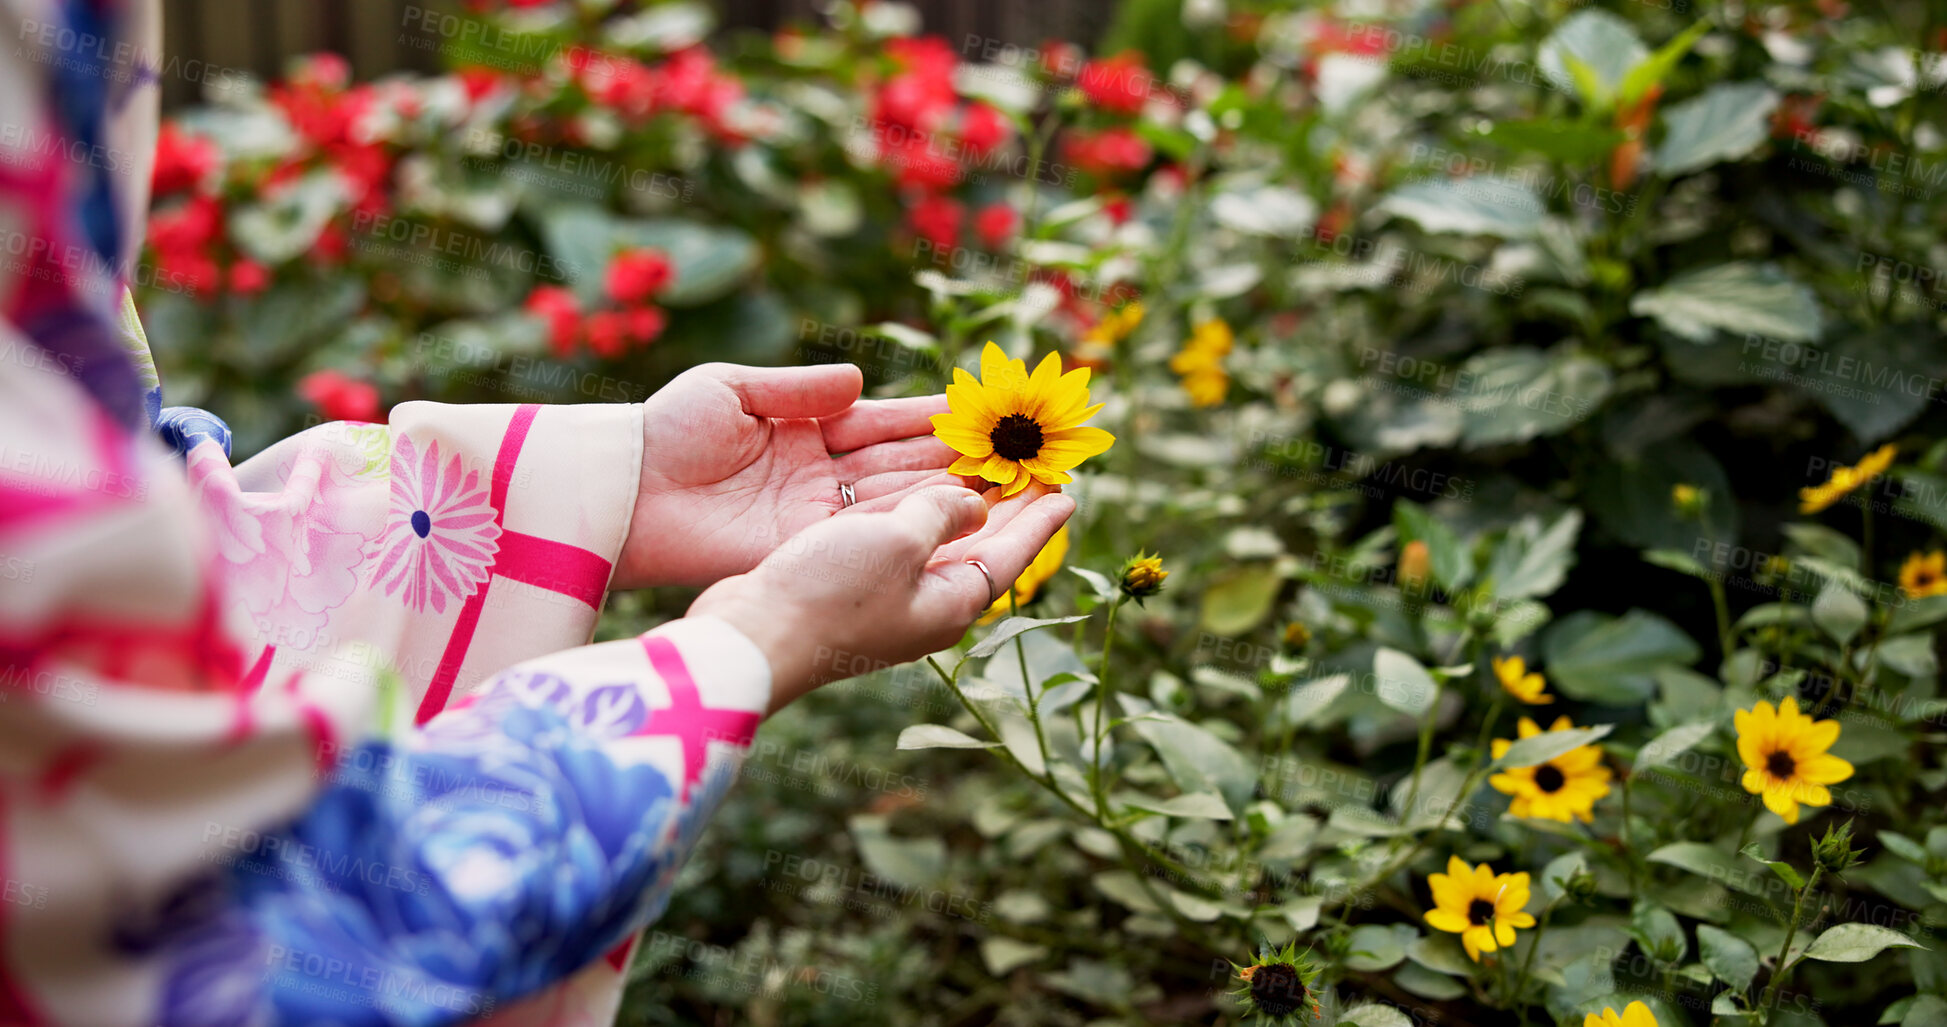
[614,363,965,589]
[689,484,1076,713]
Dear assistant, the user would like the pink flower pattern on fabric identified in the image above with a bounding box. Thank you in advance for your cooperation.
[369,434,501,612]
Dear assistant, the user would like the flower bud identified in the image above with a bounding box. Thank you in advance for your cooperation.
[1398,539,1431,594]
[1119,553,1168,602]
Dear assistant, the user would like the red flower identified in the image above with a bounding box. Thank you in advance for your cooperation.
[152,124,219,196]
[1040,40,1084,80]
[148,195,223,252]
[974,202,1017,248]
[625,305,667,346]
[456,67,507,105]
[1103,195,1133,226]
[883,134,961,188]
[907,193,963,251]
[525,285,583,357]
[1063,127,1152,178]
[157,247,221,297]
[585,311,629,358]
[959,102,1010,157]
[1078,51,1154,114]
[605,248,675,305]
[228,260,271,295]
[297,370,383,423]
[312,222,349,267]
[875,36,958,132]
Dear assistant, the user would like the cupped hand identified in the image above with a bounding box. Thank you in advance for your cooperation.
[688,483,1076,713]
[615,362,966,589]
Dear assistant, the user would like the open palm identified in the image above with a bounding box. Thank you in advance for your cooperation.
[615,362,963,588]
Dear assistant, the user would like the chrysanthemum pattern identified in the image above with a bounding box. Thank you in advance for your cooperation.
[368,434,502,613]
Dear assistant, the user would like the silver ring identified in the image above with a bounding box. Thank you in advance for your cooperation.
[967,558,999,605]
[839,482,857,508]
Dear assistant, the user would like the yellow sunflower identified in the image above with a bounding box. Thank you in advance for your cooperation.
[933,342,1115,498]
[1900,550,1947,599]
[1424,857,1535,962]
[1492,655,1553,705]
[1585,1001,1657,1027]
[1169,318,1233,407]
[1490,716,1612,823]
[980,524,1070,622]
[1735,697,1854,825]
[1799,443,1896,514]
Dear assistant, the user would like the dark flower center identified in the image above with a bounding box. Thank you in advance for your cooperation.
[989,413,1045,462]
[1249,963,1304,1018]
[1533,764,1566,793]
[411,510,432,538]
[1767,750,1797,780]
[1468,899,1497,926]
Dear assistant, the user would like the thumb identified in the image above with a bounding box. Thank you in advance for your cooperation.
[708,363,862,419]
[888,486,989,556]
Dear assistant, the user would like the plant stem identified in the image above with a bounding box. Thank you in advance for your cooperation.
[1091,596,1126,818]
[1758,865,1823,1024]
[1733,805,1761,857]
[1013,589,1055,778]
[1708,574,1734,664]
[1506,898,1558,1010]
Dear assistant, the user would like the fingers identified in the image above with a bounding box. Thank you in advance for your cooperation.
[844,471,988,514]
[830,435,958,480]
[919,492,1077,621]
[818,394,950,454]
[932,481,1057,561]
[701,363,862,419]
[848,469,941,503]
[885,486,990,557]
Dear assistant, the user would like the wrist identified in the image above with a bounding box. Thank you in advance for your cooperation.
[689,581,818,713]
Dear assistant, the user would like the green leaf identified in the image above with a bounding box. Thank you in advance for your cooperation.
[1199,564,1284,636]
[1093,870,1162,914]
[1481,120,1626,164]
[1374,176,1546,238]
[537,204,761,306]
[1283,673,1352,727]
[1630,262,1824,344]
[1485,510,1584,603]
[1740,844,1806,891]
[981,937,1048,975]
[1069,566,1117,602]
[1799,923,1927,963]
[1794,328,1943,443]
[1127,711,1256,810]
[1394,501,1470,590]
[1631,902,1688,961]
[1901,994,1947,1027]
[1653,82,1780,177]
[1812,581,1870,645]
[1618,20,1710,107]
[968,615,1090,659]
[1650,842,1766,895]
[1636,721,1716,769]
[1120,791,1234,820]
[1456,347,1612,449]
[1497,724,1613,768]
[1544,609,1701,704]
[1373,648,1440,716]
[1537,10,1649,107]
[1340,1003,1415,1027]
[1344,923,1417,972]
[1698,924,1760,991]
[848,814,945,889]
[896,725,998,750]
[1539,851,1589,904]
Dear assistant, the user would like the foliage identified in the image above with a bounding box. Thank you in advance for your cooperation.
[145,0,1947,1023]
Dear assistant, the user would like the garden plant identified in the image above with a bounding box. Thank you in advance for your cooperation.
[140,0,1947,1023]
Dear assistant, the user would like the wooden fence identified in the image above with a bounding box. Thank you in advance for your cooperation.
[157,0,1117,108]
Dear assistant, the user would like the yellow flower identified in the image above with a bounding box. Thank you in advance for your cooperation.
[1169,318,1233,407]
[932,342,1115,498]
[1423,856,1535,962]
[1900,550,1947,599]
[1492,655,1553,705]
[1490,716,1613,823]
[981,524,1070,622]
[1585,1001,1657,1027]
[1735,697,1854,825]
[1119,553,1168,600]
[1799,443,1896,514]
[1082,301,1145,346]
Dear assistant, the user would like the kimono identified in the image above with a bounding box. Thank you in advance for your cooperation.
[0,1,769,1023]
